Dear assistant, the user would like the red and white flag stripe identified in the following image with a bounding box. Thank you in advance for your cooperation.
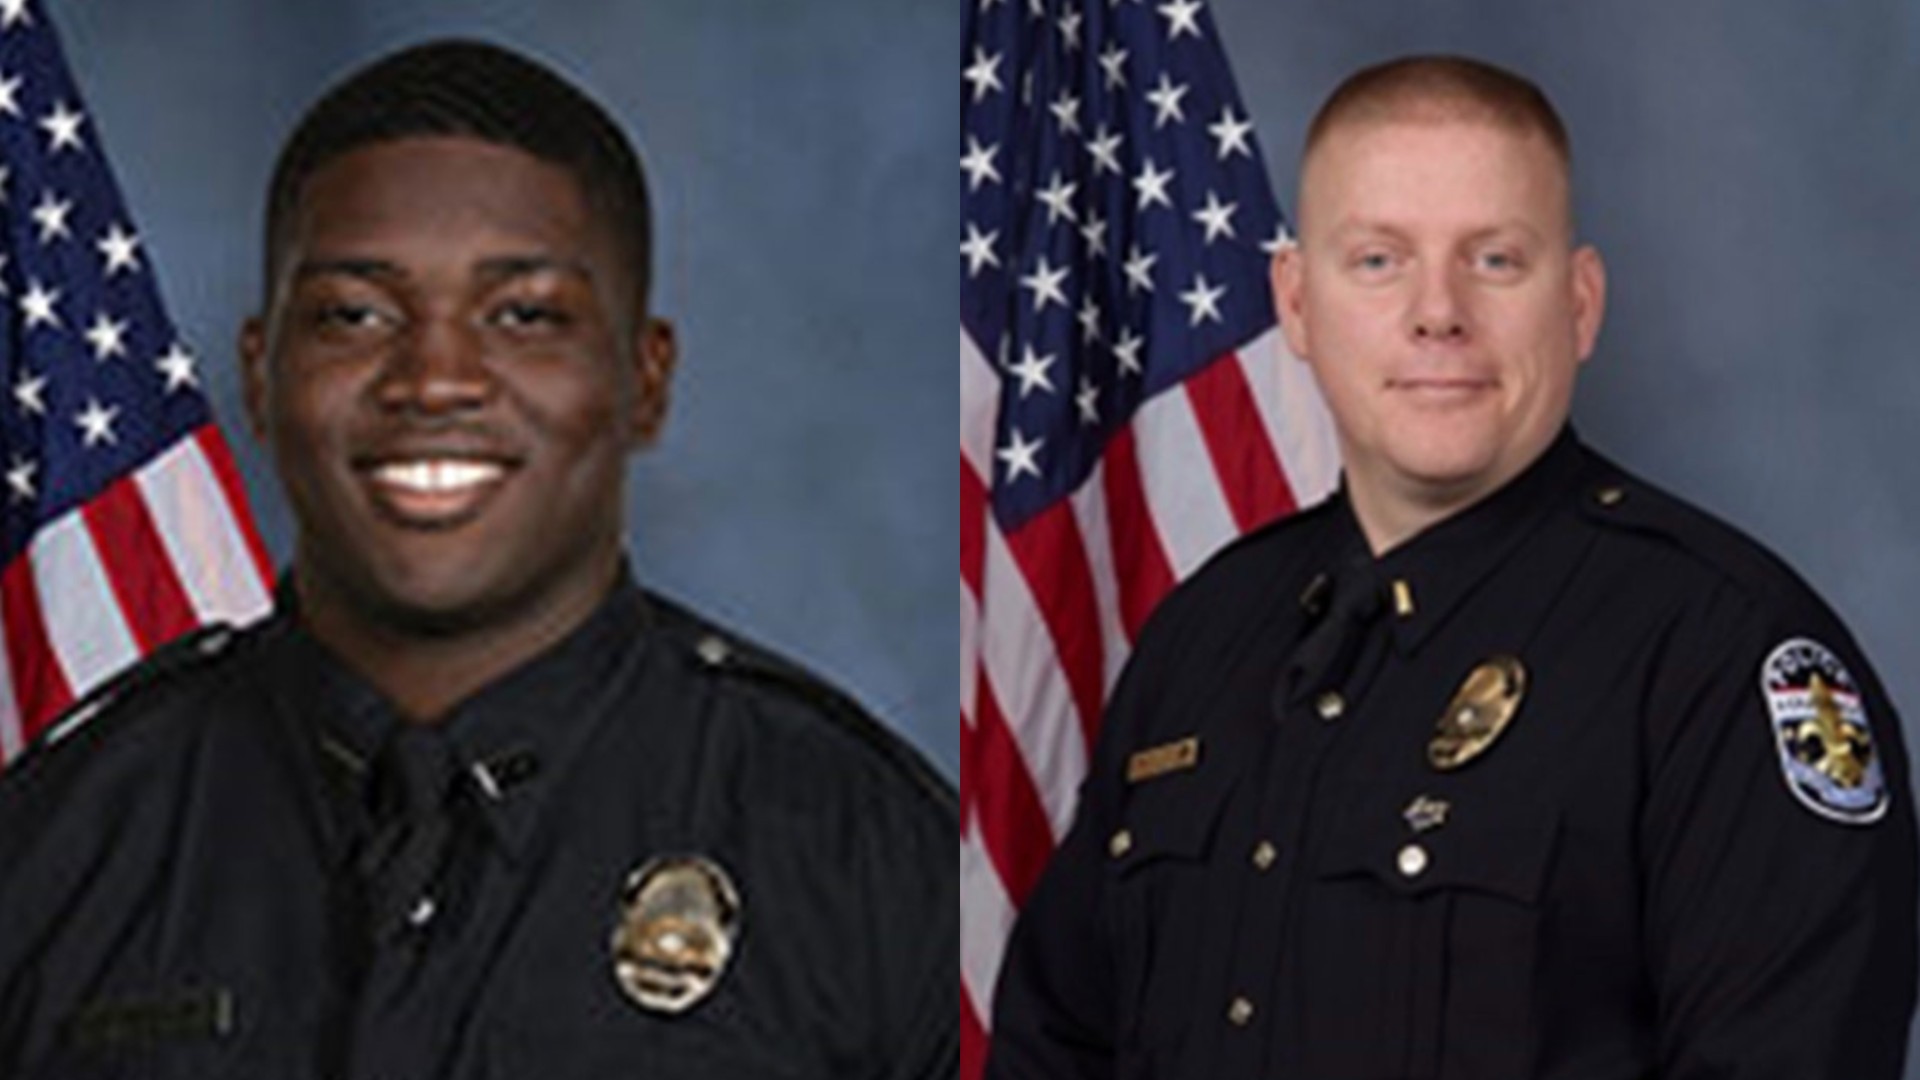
[0,426,273,759]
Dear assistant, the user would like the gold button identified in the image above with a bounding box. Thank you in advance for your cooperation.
[1595,486,1625,507]
[1227,996,1254,1026]
[1108,829,1133,858]
[1251,840,1277,871]
[1315,691,1345,721]
[1397,843,1429,878]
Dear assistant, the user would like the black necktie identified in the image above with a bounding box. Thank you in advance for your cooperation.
[1285,553,1383,704]
[356,724,460,945]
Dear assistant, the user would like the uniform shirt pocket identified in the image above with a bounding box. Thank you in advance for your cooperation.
[1105,765,1238,1055]
[1303,793,1562,1080]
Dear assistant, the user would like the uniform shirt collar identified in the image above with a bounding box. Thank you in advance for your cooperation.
[259,565,652,865]
[1338,427,1589,656]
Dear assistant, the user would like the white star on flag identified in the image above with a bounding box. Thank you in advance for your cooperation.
[961,135,1001,192]
[1085,126,1124,175]
[1075,376,1100,425]
[18,279,59,329]
[1097,43,1128,90]
[1035,171,1078,226]
[1048,90,1081,135]
[5,456,34,503]
[30,189,70,243]
[1079,211,1108,259]
[1008,345,1058,398]
[1122,244,1157,294]
[1018,256,1070,312]
[1111,327,1145,374]
[12,370,46,416]
[0,70,20,116]
[38,100,83,153]
[74,397,120,448]
[963,47,1003,102]
[995,427,1044,481]
[1208,105,1255,159]
[155,343,201,392]
[1192,190,1238,244]
[95,223,141,275]
[1132,158,1174,211]
[961,223,1000,277]
[1179,272,1226,325]
[1145,72,1189,128]
[1157,0,1205,40]
[83,311,128,360]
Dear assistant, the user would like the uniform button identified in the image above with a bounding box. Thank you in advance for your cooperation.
[407,895,437,928]
[1315,691,1345,721]
[1251,840,1277,871]
[1227,996,1255,1026]
[1109,829,1134,858]
[1595,486,1625,507]
[1397,843,1429,878]
[695,634,732,667]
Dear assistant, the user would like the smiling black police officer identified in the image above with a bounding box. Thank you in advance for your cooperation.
[986,56,1916,1080]
[0,40,956,1079]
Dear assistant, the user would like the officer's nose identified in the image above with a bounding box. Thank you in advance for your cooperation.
[375,317,494,415]
[1409,263,1469,344]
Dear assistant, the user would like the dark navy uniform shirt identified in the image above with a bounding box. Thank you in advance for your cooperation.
[0,571,957,1079]
[988,431,1917,1080]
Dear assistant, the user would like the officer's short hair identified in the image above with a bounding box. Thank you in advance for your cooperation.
[263,39,653,305]
[1305,55,1572,168]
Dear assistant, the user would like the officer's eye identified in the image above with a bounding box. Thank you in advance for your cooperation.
[1473,248,1526,275]
[1350,250,1396,273]
[490,300,571,330]
[310,302,392,332]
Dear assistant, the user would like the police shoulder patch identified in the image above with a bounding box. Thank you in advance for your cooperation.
[1761,637,1888,825]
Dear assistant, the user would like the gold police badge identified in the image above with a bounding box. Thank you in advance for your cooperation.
[611,855,742,1014]
[1429,655,1527,771]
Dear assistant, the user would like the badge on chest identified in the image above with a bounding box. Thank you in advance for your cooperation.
[611,854,743,1014]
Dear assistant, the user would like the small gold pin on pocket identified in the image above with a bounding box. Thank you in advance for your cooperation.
[1126,736,1200,783]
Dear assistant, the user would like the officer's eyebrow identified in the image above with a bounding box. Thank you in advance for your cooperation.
[290,256,402,282]
[472,254,596,286]
[287,254,597,285]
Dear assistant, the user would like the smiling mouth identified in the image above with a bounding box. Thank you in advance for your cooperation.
[1389,377,1497,402]
[362,458,514,527]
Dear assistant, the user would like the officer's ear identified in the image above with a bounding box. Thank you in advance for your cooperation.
[1272,242,1312,362]
[1570,245,1606,364]
[626,316,676,449]
[239,315,270,443]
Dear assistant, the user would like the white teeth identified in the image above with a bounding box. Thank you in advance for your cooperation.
[373,460,505,493]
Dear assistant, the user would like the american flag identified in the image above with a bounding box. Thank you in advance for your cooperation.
[0,0,271,763]
[958,0,1338,1072]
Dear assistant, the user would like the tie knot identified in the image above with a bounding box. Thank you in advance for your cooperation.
[376,725,459,822]
[1330,556,1382,625]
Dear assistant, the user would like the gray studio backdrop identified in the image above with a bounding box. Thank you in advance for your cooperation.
[1212,0,1920,1066]
[54,1,956,779]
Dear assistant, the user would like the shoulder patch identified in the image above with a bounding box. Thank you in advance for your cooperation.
[1761,637,1889,825]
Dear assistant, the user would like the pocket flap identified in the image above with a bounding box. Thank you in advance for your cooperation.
[1316,792,1560,904]
[1108,759,1240,874]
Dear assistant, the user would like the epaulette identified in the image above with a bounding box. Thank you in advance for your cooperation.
[1574,459,1813,611]
[648,594,958,821]
[19,623,242,763]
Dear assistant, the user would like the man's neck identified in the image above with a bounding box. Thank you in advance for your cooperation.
[1345,473,1502,556]
[294,567,622,724]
